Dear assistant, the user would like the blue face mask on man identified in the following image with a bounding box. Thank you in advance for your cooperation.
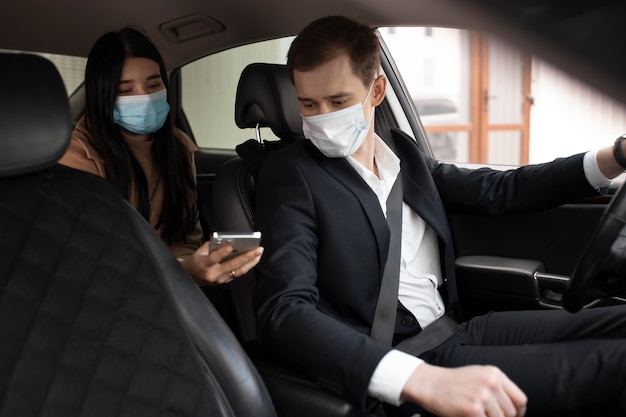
[113,88,170,135]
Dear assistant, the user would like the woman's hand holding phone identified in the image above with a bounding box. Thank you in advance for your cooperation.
[180,231,263,285]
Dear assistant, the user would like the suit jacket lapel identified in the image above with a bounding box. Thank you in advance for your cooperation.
[305,139,454,282]
[307,143,391,273]
[392,129,458,306]
[401,172,449,244]
[392,131,452,247]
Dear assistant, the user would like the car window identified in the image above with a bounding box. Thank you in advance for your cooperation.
[379,26,626,167]
[0,49,86,96]
[180,28,626,166]
[179,35,427,152]
[180,37,294,149]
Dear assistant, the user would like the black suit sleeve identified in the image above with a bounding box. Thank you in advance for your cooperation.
[392,129,599,216]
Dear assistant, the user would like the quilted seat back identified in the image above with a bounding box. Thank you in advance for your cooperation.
[0,53,276,417]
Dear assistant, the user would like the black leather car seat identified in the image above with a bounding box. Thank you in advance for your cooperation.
[212,63,386,417]
[212,63,304,343]
[0,53,276,417]
[213,62,304,235]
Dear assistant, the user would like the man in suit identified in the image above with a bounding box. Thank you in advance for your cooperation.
[253,15,626,417]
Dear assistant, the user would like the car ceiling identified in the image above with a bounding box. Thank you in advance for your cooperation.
[2,0,625,105]
[1,0,485,61]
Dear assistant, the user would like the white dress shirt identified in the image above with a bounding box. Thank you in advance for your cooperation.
[347,137,612,405]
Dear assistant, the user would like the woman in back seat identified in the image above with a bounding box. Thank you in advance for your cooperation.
[60,27,263,285]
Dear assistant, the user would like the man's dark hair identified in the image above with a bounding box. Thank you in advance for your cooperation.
[287,15,380,87]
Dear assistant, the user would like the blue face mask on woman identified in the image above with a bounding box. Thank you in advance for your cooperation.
[113,88,170,135]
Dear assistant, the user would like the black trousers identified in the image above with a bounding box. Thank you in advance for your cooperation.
[396,304,626,417]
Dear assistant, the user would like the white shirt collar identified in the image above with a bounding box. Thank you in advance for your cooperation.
[347,135,400,216]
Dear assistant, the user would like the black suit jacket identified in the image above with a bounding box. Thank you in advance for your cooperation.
[253,129,596,409]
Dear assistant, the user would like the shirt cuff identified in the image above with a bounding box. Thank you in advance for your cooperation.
[367,349,424,406]
[584,149,612,189]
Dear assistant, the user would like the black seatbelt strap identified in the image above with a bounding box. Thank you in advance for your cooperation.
[370,172,403,345]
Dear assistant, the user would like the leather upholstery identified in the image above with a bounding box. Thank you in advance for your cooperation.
[215,63,304,342]
[213,62,371,416]
[213,156,256,233]
[0,53,276,417]
[214,63,300,248]
[234,62,304,141]
[0,54,71,177]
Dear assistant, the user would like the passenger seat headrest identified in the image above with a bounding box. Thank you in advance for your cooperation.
[0,53,71,178]
[235,63,304,142]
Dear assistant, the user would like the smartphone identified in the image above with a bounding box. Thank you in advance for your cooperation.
[209,231,262,262]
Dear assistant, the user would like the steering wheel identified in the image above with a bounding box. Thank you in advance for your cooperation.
[563,181,626,312]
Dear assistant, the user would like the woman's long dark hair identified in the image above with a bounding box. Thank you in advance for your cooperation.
[84,27,197,244]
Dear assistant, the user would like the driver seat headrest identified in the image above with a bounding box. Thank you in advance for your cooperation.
[0,53,71,178]
[234,63,304,142]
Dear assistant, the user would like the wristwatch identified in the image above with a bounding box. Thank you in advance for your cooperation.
[613,134,626,170]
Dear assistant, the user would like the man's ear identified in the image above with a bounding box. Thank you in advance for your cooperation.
[372,75,387,106]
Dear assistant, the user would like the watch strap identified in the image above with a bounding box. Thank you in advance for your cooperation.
[613,134,626,170]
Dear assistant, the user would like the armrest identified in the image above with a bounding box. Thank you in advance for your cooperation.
[455,255,547,317]
[455,255,544,298]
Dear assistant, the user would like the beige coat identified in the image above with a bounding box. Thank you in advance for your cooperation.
[59,116,203,259]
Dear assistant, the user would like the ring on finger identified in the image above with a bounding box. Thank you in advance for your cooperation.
[229,270,236,278]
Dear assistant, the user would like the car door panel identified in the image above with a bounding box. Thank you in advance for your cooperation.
[449,200,608,317]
